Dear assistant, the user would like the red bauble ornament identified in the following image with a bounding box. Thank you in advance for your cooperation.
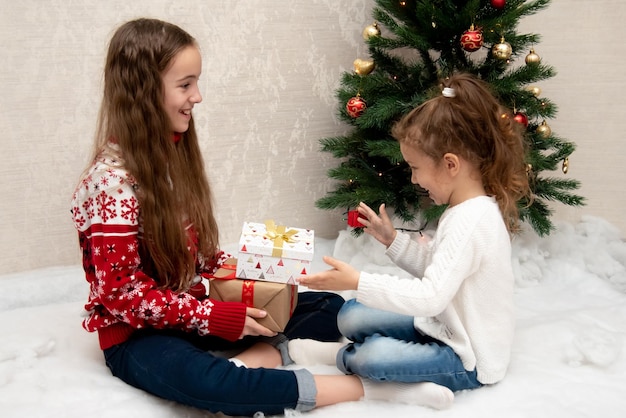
[513,111,529,127]
[347,210,365,228]
[490,0,506,9]
[346,96,367,118]
[460,25,483,52]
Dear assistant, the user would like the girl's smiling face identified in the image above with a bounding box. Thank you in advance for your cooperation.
[400,142,452,206]
[161,45,202,134]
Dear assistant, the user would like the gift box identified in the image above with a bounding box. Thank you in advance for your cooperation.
[210,258,298,332]
[236,220,314,284]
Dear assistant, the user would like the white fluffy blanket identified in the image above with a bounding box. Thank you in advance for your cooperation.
[1,216,625,417]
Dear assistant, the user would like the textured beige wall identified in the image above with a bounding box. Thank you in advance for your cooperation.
[0,0,371,274]
[0,0,624,275]
[518,0,626,236]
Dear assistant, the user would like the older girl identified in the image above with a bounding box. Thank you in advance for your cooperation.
[71,18,363,416]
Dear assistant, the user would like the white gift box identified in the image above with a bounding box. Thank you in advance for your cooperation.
[235,220,314,284]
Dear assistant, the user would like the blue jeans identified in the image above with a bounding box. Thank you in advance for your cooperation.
[336,299,482,392]
[103,291,344,416]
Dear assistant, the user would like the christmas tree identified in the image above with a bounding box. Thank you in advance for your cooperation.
[316,0,584,236]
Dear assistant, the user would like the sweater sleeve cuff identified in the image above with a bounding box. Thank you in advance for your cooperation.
[385,231,410,262]
[206,299,247,342]
[356,271,384,308]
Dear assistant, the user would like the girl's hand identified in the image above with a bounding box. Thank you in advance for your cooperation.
[239,308,277,339]
[298,256,359,291]
[357,202,397,248]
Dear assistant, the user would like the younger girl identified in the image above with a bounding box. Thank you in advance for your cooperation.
[71,18,364,416]
[298,72,531,406]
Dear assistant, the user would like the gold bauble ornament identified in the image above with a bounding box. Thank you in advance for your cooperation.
[536,120,552,138]
[525,48,541,65]
[562,157,569,174]
[526,85,542,97]
[353,58,375,75]
[492,37,512,60]
[362,22,381,40]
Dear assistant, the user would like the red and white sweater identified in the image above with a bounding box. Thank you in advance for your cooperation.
[70,148,246,350]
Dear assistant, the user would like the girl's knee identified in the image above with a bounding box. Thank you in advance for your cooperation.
[340,339,390,380]
[337,299,363,337]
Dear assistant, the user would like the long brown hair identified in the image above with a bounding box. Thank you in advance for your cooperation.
[91,18,218,291]
[392,72,531,234]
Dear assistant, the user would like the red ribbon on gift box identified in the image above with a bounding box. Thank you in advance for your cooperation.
[216,261,237,279]
[241,280,254,307]
[240,280,296,316]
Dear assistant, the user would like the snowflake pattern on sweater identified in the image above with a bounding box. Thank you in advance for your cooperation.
[70,149,246,349]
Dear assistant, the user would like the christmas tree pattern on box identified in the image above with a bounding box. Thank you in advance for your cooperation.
[236,221,314,284]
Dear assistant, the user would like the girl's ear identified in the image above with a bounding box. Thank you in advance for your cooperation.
[442,153,460,176]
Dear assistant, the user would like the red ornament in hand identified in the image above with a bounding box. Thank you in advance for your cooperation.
[513,111,529,127]
[460,25,483,52]
[347,210,365,228]
[490,0,506,9]
[346,96,367,118]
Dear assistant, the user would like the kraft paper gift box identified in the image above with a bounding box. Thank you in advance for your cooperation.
[236,220,314,284]
[210,258,298,332]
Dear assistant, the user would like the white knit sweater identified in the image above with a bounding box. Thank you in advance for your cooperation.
[357,196,515,384]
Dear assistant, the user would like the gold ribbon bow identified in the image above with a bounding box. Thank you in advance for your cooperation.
[264,220,297,257]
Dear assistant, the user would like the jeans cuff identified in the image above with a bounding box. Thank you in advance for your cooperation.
[336,343,351,374]
[258,333,293,366]
[293,368,316,412]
